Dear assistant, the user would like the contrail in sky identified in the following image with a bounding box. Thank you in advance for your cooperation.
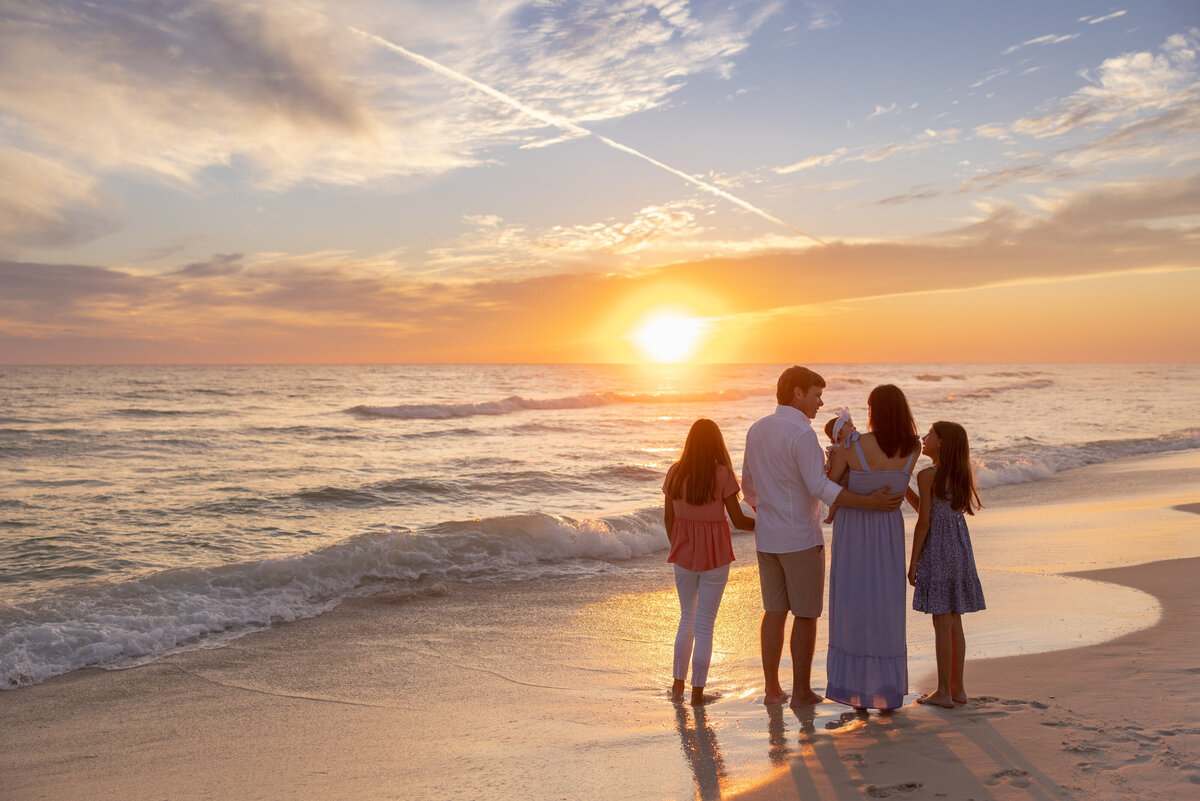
[348,26,827,247]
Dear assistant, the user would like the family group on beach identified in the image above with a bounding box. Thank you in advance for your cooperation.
[663,365,985,710]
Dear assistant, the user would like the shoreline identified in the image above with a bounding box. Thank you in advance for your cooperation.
[733,555,1200,800]
[2,449,1198,800]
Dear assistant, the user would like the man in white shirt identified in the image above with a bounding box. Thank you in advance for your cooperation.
[743,366,904,706]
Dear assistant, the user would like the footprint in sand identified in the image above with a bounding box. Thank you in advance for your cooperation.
[985,768,1031,788]
[864,783,922,797]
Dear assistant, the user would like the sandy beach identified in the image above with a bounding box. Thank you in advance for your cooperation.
[2,449,1198,800]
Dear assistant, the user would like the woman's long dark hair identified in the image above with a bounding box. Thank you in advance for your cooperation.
[931,420,982,515]
[867,384,919,459]
[665,418,734,506]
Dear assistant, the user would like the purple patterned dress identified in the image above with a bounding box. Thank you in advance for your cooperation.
[912,470,986,615]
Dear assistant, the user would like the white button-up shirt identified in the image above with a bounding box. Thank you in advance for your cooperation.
[742,405,844,554]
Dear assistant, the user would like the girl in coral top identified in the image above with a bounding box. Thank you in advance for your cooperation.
[664,418,755,705]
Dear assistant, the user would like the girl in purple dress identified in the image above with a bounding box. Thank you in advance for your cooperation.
[908,421,985,708]
[664,419,755,705]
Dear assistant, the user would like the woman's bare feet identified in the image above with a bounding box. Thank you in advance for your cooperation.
[951,690,968,704]
[917,691,955,709]
[670,679,685,703]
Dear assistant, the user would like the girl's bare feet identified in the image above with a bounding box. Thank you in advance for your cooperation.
[917,691,954,709]
[670,679,685,702]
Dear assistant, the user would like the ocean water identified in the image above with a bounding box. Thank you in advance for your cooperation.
[1,363,1197,689]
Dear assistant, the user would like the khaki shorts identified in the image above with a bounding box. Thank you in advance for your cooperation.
[757,547,825,618]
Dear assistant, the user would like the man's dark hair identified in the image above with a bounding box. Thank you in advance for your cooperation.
[776,365,825,405]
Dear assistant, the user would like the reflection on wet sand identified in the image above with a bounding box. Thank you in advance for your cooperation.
[675,704,728,800]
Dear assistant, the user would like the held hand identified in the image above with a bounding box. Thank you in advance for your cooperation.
[867,486,905,511]
[907,564,918,586]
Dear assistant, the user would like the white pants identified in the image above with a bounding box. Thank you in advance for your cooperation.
[673,563,731,687]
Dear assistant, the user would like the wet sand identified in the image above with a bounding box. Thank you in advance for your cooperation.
[1,450,1198,800]
[733,556,1200,800]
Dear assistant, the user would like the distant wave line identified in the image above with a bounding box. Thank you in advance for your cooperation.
[347,26,826,246]
[347,388,770,420]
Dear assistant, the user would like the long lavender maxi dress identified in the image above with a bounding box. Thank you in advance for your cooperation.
[825,441,917,709]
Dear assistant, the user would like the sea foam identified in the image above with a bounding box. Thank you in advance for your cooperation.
[0,508,665,689]
[975,428,1200,489]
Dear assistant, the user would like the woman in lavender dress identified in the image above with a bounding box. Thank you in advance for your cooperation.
[824,385,920,710]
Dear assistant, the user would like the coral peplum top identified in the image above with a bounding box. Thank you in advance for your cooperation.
[663,462,739,572]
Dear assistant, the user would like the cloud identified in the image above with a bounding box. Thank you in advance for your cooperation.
[973,124,1012,140]
[5,172,1197,362]
[970,68,1010,89]
[0,0,776,249]
[0,146,119,253]
[1081,11,1128,25]
[1011,31,1199,139]
[805,2,841,31]
[1024,172,1200,227]
[774,134,942,177]
[854,141,933,163]
[958,162,1092,193]
[169,254,245,278]
[867,102,898,119]
[923,128,961,141]
[1002,32,1080,56]
[959,31,1200,192]
[875,189,942,206]
[775,148,848,174]
[420,200,712,277]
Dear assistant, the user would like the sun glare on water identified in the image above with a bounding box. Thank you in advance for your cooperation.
[633,314,707,363]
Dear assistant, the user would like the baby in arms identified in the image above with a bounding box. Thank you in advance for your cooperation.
[822,408,858,523]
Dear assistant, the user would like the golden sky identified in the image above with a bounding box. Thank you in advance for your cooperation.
[1,2,1198,363]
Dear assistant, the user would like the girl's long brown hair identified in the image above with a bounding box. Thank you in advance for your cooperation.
[868,384,919,459]
[931,421,982,514]
[665,418,734,506]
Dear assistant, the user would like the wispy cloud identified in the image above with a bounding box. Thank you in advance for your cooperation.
[1080,11,1128,25]
[970,68,1010,89]
[420,200,713,277]
[805,2,841,31]
[775,149,848,174]
[1010,30,1199,138]
[0,146,118,254]
[1003,33,1080,55]
[0,0,783,250]
[867,102,898,119]
[959,30,1200,192]
[973,124,1012,140]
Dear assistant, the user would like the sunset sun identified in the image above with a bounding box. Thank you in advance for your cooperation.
[632,314,707,363]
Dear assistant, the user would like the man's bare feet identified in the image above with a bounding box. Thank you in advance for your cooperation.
[790,689,824,707]
[670,679,685,703]
[763,689,790,705]
[691,687,710,706]
[917,691,954,709]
